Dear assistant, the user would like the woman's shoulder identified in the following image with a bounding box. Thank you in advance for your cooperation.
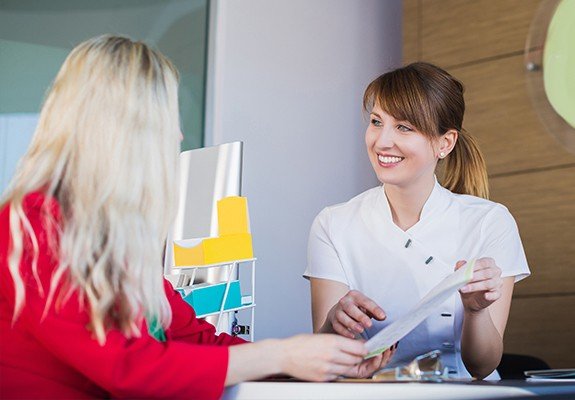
[316,186,381,219]
[0,191,62,233]
[446,189,514,222]
[1,192,63,286]
[312,186,381,234]
[23,191,61,214]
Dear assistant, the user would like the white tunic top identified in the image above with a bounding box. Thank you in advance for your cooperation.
[304,181,530,379]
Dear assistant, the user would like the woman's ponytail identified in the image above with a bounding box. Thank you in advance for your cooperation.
[441,129,489,199]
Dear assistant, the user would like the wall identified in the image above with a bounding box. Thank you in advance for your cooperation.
[403,0,575,368]
[207,0,402,339]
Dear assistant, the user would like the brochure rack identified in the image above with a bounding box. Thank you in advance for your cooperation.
[170,258,256,342]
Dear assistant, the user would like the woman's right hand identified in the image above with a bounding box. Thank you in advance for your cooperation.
[278,334,368,381]
[324,290,386,338]
[227,333,377,385]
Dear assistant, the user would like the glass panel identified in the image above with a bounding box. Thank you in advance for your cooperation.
[524,0,575,155]
[0,0,209,192]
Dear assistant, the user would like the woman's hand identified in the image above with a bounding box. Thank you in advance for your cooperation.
[456,258,503,313]
[227,334,372,385]
[344,343,397,378]
[278,334,369,381]
[324,290,386,338]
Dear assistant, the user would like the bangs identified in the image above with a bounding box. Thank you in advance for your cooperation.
[363,68,439,137]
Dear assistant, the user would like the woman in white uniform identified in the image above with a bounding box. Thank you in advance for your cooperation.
[304,62,530,380]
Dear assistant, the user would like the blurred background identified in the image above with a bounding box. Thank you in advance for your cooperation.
[1,0,573,369]
[402,0,575,369]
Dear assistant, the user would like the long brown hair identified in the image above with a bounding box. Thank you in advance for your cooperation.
[363,62,489,199]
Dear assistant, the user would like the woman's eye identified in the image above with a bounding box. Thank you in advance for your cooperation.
[371,118,382,127]
[397,124,412,132]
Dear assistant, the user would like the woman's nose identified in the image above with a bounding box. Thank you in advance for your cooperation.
[374,127,394,148]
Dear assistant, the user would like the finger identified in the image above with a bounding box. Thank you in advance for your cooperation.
[332,320,356,338]
[359,306,386,322]
[387,344,398,356]
[469,268,501,283]
[330,362,362,378]
[461,277,502,293]
[337,336,368,357]
[332,350,365,367]
[465,272,502,289]
[380,349,393,366]
[454,260,467,271]
[484,290,501,302]
[476,257,495,268]
[342,357,376,379]
[350,291,386,321]
[473,263,501,274]
[335,308,366,333]
[367,354,383,368]
[340,303,375,329]
[359,302,386,321]
[359,355,384,378]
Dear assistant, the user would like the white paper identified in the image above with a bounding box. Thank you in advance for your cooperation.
[365,259,475,358]
[525,369,575,380]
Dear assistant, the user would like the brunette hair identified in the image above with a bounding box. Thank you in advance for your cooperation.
[363,62,489,199]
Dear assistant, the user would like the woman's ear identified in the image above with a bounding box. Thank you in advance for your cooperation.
[437,129,458,159]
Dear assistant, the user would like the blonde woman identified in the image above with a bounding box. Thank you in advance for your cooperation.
[0,35,389,399]
[305,63,530,380]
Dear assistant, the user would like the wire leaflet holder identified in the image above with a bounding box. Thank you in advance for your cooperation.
[170,258,256,342]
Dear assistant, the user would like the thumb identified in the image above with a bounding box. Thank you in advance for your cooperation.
[454,260,467,271]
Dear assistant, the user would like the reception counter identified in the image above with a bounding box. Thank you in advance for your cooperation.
[223,379,575,399]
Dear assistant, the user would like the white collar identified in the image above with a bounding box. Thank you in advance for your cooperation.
[378,177,449,234]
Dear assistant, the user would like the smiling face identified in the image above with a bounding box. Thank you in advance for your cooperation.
[365,104,440,188]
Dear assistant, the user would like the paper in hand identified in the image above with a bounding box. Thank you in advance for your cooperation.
[364,259,475,359]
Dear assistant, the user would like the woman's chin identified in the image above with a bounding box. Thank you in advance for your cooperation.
[375,172,404,186]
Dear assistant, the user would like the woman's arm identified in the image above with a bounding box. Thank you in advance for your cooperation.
[309,277,395,377]
[458,258,514,379]
[226,334,371,384]
[310,277,386,337]
[164,279,246,346]
[310,277,349,333]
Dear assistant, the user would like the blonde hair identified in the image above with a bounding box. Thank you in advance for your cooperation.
[363,62,489,199]
[3,35,181,344]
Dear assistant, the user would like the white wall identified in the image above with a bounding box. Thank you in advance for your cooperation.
[207,0,402,339]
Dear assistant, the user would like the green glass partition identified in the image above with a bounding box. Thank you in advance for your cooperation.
[0,0,209,190]
[525,0,575,155]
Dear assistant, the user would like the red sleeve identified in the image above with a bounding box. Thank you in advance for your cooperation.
[0,194,235,399]
[164,280,247,346]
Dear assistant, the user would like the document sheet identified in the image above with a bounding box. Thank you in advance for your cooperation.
[365,260,475,358]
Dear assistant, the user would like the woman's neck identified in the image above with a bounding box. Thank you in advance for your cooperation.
[384,175,436,231]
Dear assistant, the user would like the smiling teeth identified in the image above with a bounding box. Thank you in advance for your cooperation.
[378,155,403,164]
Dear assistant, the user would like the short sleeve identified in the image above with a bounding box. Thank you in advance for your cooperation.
[480,204,530,282]
[303,208,349,286]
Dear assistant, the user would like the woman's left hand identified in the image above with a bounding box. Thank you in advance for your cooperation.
[456,258,503,313]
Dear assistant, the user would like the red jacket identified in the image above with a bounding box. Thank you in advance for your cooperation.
[0,193,245,399]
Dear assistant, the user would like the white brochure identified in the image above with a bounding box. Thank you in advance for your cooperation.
[365,259,475,358]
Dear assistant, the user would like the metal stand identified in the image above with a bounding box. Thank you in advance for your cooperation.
[168,258,256,342]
